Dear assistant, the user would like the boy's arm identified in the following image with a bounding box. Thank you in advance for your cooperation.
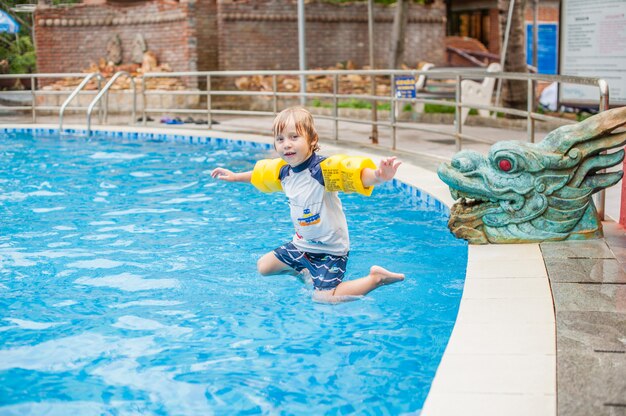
[211,168,252,183]
[213,159,285,193]
[361,156,402,188]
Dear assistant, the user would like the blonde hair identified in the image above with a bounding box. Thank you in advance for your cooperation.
[272,107,320,152]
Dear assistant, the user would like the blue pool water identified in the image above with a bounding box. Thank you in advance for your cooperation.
[0,130,467,415]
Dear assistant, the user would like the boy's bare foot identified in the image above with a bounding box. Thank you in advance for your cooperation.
[371,265,405,286]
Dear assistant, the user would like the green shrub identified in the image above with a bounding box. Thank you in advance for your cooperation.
[0,34,36,74]
[338,98,371,109]
[423,103,478,116]
[310,98,394,111]
[424,103,455,114]
[312,99,467,113]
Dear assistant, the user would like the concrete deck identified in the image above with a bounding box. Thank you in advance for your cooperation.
[2,112,625,415]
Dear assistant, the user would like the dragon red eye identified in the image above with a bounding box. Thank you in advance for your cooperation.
[498,159,512,172]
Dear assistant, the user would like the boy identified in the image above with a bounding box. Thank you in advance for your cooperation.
[211,107,404,302]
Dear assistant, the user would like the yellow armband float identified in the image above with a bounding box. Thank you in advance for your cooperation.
[320,154,376,196]
[250,158,287,193]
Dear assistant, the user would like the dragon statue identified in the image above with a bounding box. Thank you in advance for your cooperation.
[438,106,626,244]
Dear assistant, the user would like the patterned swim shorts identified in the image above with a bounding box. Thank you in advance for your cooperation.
[273,242,349,291]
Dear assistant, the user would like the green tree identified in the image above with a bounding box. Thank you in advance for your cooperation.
[0,0,35,74]
[0,34,35,73]
[0,0,78,74]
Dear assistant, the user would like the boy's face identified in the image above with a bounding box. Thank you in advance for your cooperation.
[274,118,315,167]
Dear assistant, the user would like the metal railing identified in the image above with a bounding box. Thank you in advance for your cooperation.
[0,72,136,133]
[2,69,609,149]
[0,72,89,122]
[140,69,610,151]
[59,72,104,132]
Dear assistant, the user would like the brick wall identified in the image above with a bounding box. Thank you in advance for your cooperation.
[34,1,197,76]
[215,0,446,70]
[488,8,500,55]
[525,1,559,23]
[191,0,218,73]
[34,0,446,79]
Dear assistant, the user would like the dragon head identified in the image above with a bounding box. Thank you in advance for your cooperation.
[438,106,626,244]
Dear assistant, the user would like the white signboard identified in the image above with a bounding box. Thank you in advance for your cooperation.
[560,0,626,105]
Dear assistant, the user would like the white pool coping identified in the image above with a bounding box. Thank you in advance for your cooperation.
[4,124,557,415]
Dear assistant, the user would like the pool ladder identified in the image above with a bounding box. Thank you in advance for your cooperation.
[59,72,103,133]
[58,71,136,136]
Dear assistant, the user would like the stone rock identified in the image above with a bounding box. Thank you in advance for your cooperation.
[141,51,158,73]
[106,34,123,65]
[131,34,147,64]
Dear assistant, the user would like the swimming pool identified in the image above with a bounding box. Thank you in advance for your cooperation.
[0,129,467,415]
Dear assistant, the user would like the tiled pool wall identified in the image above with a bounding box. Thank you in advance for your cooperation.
[1,127,449,215]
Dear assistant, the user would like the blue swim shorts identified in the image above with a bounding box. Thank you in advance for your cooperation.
[273,242,349,291]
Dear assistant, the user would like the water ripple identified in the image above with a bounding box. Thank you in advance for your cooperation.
[74,272,180,291]
[103,208,181,216]
[90,152,145,160]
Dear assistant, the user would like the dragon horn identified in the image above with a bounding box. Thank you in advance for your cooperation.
[540,106,626,154]
[571,131,626,159]
[569,148,625,188]
[581,171,624,193]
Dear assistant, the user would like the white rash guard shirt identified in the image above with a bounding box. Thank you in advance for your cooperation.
[278,153,350,256]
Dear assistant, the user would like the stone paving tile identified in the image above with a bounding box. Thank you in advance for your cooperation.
[557,348,626,416]
[603,222,626,249]
[605,406,626,416]
[586,258,626,282]
[544,234,626,416]
[556,311,626,352]
[541,240,614,259]
[551,283,626,313]
[609,245,626,265]
[545,258,626,284]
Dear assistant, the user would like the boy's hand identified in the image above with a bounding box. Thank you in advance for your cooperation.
[374,156,402,182]
[211,167,237,182]
[361,156,402,188]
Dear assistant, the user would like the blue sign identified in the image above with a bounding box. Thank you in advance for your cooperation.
[526,23,558,75]
[395,76,416,99]
[0,11,19,34]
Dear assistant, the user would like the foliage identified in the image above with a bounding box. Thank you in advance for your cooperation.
[310,98,394,111]
[51,0,80,4]
[0,0,80,75]
[309,99,484,115]
[423,103,454,114]
[576,111,594,122]
[0,34,36,73]
[310,98,433,112]
[308,99,485,117]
